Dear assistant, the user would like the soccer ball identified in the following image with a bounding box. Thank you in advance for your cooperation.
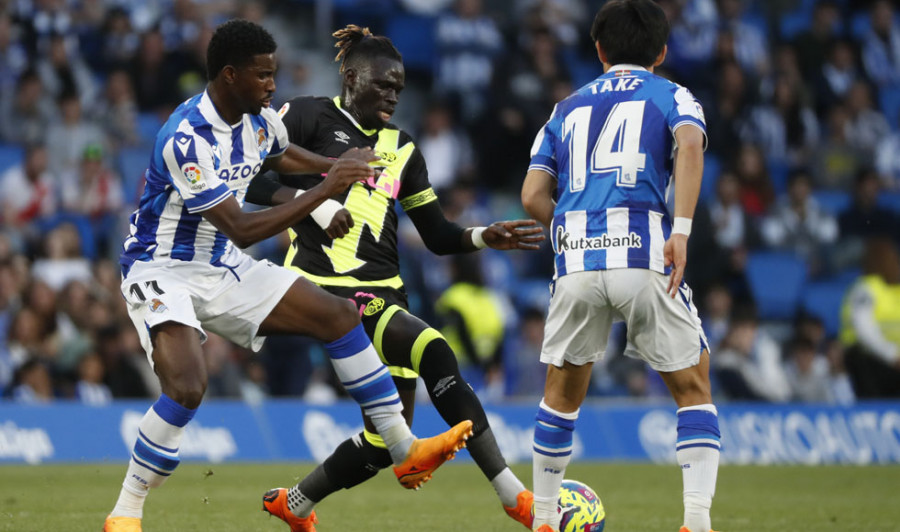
[558,479,606,532]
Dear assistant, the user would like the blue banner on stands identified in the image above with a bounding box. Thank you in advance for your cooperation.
[1,400,898,465]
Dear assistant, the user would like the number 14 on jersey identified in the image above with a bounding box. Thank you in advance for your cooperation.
[562,100,646,192]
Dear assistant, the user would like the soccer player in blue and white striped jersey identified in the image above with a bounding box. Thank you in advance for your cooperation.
[103,19,472,532]
[522,2,720,532]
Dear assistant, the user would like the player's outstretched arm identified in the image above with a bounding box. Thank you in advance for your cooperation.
[521,169,556,228]
[475,220,545,251]
[203,159,373,248]
[664,124,705,298]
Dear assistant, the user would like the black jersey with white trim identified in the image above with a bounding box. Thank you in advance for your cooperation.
[276,96,436,287]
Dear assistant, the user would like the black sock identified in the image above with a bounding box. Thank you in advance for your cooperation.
[288,434,388,517]
[296,432,392,505]
[465,426,508,481]
[418,339,508,480]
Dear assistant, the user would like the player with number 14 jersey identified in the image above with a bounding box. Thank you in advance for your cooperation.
[529,64,706,278]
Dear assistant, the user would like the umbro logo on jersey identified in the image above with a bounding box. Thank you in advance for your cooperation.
[334,131,350,144]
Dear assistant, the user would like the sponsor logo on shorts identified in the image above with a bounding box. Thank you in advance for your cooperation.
[149,298,168,313]
[555,226,642,254]
[181,163,207,192]
[363,297,385,316]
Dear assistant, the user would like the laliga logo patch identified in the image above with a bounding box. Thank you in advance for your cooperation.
[363,297,385,316]
[256,127,267,151]
[181,163,208,192]
[277,102,290,118]
[148,298,168,313]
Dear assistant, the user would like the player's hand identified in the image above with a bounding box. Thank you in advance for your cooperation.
[322,158,374,195]
[481,220,546,250]
[664,233,688,298]
[338,146,378,164]
[325,208,354,239]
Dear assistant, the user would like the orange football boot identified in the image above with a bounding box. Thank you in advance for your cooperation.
[534,525,559,532]
[679,527,720,532]
[393,419,474,489]
[262,488,318,532]
[102,515,141,532]
[504,489,535,528]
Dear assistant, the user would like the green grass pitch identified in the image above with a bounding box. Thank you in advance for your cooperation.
[1,462,898,531]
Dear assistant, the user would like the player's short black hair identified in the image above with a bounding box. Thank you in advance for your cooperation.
[333,24,402,73]
[590,0,669,67]
[206,19,276,81]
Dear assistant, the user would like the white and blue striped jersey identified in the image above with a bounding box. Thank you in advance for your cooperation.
[121,90,288,275]
[529,64,706,279]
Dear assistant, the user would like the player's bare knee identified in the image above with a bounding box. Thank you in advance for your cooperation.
[671,379,712,407]
[326,297,361,338]
[161,378,207,409]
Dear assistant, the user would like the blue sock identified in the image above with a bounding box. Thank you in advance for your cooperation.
[324,324,402,414]
[325,324,410,461]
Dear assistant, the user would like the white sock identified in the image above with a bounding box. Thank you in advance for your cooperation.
[110,483,147,519]
[532,399,578,529]
[378,420,415,465]
[676,404,720,532]
[490,467,527,508]
[111,395,194,519]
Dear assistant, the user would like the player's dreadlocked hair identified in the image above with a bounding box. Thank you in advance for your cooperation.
[206,19,277,81]
[332,24,402,73]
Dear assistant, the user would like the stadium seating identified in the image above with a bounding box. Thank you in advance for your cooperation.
[746,251,809,320]
[511,277,552,311]
[801,274,858,336]
[386,13,436,75]
[117,147,151,203]
[879,86,900,130]
[0,143,24,173]
[779,8,811,41]
[136,112,163,145]
[812,189,852,215]
[699,153,721,201]
[767,159,790,195]
[877,191,900,213]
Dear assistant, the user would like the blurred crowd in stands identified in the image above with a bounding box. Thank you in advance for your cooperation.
[1,0,899,406]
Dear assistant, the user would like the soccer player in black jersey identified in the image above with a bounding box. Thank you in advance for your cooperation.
[249,24,544,532]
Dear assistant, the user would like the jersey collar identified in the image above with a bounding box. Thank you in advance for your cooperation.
[333,96,378,136]
[607,64,648,73]
[200,89,240,129]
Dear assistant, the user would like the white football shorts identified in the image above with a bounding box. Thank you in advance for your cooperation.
[541,268,708,372]
[121,248,301,365]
